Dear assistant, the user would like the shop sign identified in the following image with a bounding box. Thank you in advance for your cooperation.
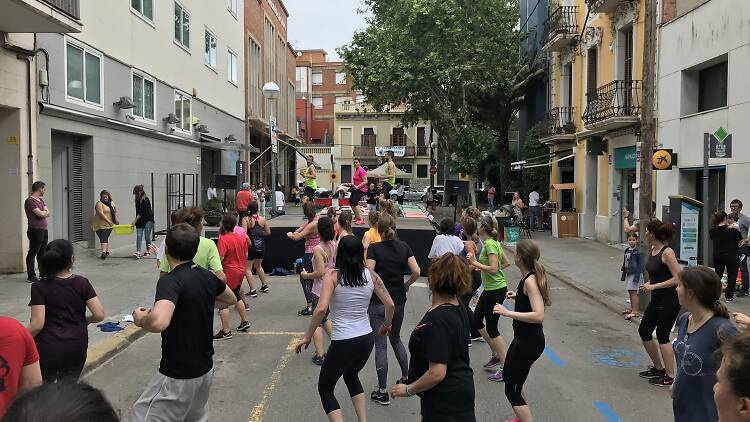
[710,127,732,158]
[614,146,637,169]
[680,202,700,266]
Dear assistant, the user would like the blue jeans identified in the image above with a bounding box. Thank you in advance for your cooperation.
[136,221,153,253]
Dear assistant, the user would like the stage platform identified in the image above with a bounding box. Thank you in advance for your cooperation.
[261,213,436,276]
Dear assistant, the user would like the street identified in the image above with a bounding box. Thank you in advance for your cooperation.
[84,264,673,422]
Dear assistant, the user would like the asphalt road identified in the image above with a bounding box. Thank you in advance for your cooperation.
[85,264,674,422]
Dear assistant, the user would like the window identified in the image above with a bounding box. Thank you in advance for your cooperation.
[391,127,406,146]
[132,72,155,121]
[362,128,375,146]
[312,96,323,109]
[356,94,366,104]
[417,164,428,178]
[335,72,347,85]
[131,0,153,21]
[204,30,217,69]
[248,38,262,116]
[174,91,192,132]
[66,42,101,106]
[227,50,238,85]
[417,127,427,146]
[335,96,350,104]
[174,3,190,49]
[699,61,728,112]
[227,0,238,16]
[312,72,323,85]
[586,48,598,100]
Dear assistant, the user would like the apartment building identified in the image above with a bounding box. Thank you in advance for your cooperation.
[518,0,549,154]
[656,0,749,223]
[541,0,645,243]
[244,0,299,190]
[33,0,245,250]
[0,0,82,272]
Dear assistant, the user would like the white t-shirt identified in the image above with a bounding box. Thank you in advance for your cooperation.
[275,191,285,209]
[529,191,540,207]
[207,187,218,200]
[428,235,465,259]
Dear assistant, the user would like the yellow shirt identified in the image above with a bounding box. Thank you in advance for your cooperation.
[364,227,381,260]
[303,165,317,189]
[92,201,115,231]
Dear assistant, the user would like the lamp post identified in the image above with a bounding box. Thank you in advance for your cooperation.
[263,82,281,205]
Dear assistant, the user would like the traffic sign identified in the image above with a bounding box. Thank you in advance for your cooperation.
[430,166,438,175]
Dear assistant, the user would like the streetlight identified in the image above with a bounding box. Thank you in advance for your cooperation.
[263,82,281,208]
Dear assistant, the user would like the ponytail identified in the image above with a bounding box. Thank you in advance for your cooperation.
[39,239,74,278]
[533,260,551,306]
[479,215,498,240]
[377,214,397,240]
[679,266,729,318]
[712,301,730,319]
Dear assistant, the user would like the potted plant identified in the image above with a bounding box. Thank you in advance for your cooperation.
[203,198,223,227]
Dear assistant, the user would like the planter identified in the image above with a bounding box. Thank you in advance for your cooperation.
[204,214,222,227]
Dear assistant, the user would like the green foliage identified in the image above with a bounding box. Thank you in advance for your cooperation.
[203,198,223,217]
[339,0,538,193]
[521,123,550,198]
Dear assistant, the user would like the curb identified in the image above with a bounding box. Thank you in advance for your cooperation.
[502,245,627,317]
[82,324,147,375]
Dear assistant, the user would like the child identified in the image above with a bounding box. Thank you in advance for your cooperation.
[362,211,381,259]
[621,233,643,320]
[366,183,379,213]
[214,213,250,340]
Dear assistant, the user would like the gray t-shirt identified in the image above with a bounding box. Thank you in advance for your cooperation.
[672,313,738,422]
[737,212,750,239]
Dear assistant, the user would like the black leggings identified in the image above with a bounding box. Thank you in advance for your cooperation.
[715,253,740,300]
[318,332,375,414]
[638,291,681,344]
[39,348,86,382]
[300,253,314,305]
[503,327,545,407]
[472,287,507,339]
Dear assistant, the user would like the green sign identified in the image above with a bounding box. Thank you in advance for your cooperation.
[614,146,637,169]
[710,126,732,158]
[504,226,520,247]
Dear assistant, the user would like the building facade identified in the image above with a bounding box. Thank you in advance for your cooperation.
[296,50,358,144]
[541,0,646,244]
[656,0,748,222]
[34,0,246,251]
[518,0,549,155]
[244,0,298,191]
[0,0,82,272]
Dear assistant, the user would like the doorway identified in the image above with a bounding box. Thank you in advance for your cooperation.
[51,131,89,242]
[51,142,69,240]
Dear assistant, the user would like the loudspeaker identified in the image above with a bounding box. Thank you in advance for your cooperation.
[445,180,469,196]
[214,175,237,190]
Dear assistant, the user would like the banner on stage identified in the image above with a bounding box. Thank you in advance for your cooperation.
[375,146,405,157]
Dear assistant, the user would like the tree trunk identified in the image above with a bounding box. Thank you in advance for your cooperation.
[639,0,658,240]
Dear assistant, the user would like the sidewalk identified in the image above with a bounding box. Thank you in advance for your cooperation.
[517,232,750,317]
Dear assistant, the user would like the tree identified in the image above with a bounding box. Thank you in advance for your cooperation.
[339,0,542,198]
[521,123,550,199]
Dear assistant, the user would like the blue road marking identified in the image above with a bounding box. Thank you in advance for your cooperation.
[593,401,623,422]
[543,346,565,367]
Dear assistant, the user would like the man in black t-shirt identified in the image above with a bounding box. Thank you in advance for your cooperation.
[132,223,236,421]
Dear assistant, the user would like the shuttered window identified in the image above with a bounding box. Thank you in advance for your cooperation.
[71,142,84,242]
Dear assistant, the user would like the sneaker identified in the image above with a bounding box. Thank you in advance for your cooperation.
[726,297,735,302]
[100,253,106,260]
[133,252,141,260]
[482,356,501,370]
[370,390,391,406]
[260,284,270,293]
[246,289,258,298]
[470,335,484,343]
[26,276,39,283]
[648,375,674,387]
[488,370,504,382]
[396,377,408,385]
[639,366,666,379]
[312,354,325,366]
[298,307,313,316]
[143,252,150,257]
[245,303,251,312]
[237,321,250,332]
[213,330,232,340]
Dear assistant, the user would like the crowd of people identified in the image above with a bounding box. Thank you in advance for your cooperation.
[7,177,750,422]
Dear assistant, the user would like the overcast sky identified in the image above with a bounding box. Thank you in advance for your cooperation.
[284,0,369,60]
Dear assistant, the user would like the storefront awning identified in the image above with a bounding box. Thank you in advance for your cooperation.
[552,183,576,190]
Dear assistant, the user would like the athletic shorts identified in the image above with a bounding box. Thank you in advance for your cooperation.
[231,287,243,302]
[133,370,214,422]
[349,189,365,206]
[303,186,316,200]
[248,246,265,260]
[382,182,394,194]
[96,229,112,243]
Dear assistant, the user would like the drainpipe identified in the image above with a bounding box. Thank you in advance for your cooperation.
[4,34,49,190]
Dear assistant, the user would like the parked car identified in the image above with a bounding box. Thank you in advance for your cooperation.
[421,186,444,203]
[388,186,423,202]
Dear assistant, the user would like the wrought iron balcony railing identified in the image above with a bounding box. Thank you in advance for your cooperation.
[43,0,80,19]
[541,107,576,138]
[542,6,578,46]
[582,80,641,126]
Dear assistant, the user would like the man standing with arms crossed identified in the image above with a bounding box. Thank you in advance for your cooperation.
[132,223,236,421]
[378,151,396,201]
[300,155,317,204]
[730,199,750,297]
[24,181,49,283]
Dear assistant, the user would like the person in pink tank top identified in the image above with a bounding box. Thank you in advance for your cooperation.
[288,201,320,316]
[350,159,368,225]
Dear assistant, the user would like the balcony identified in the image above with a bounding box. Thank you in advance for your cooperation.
[0,0,82,33]
[540,107,577,143]
[587,0,622,14]
[335,103,409,114]
[353,145,428,158]
[361,134,376,147]
[582,80,641,130]
[542,6,578,52]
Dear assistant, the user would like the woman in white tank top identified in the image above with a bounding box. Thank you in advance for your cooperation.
[296,235,395,422]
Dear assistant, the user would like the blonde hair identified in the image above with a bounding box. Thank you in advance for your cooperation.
[479,214,498,240]
[379,200,398,225]
[515,240,551,306]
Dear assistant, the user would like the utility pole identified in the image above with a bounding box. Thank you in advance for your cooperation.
[638,0,658,240]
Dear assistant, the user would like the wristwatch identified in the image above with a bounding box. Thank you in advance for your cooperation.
[406,384,414,397]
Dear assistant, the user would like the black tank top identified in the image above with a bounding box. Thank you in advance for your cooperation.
[645,246,676,297]
[247,215,265,251]
[513,272,543,330]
